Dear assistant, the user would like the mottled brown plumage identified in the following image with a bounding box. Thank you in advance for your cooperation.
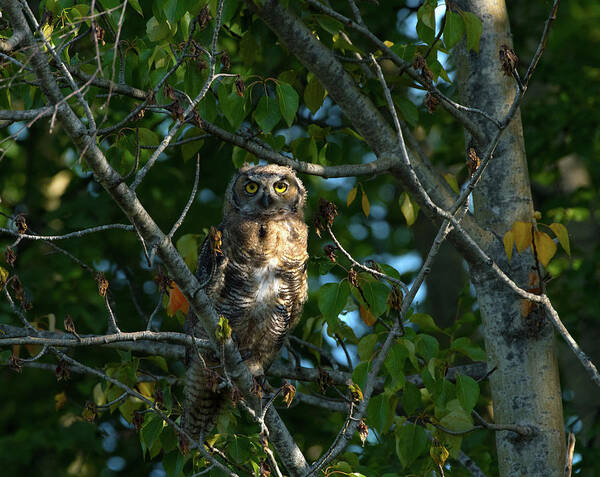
[182,164,308,441]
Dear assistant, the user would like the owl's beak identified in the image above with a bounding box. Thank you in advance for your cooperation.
[261,193,273,208]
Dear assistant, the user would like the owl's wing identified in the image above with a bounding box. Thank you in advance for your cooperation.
[195,227,222,287]
[182,228,226,441]
[184,227,223,364]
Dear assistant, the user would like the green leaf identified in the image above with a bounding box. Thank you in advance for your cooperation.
[176,234,198,272]
[318,281,350,320]
[197,92,218,123]
[461,11,483,53]
[367,393,395,434]
[180,130,204,161]
[429,58,451,83]
[394,96,419,127]
[129,0,143,16]
[395,423,428,468]
[417,0,436,29]
[358,333,378,361]
[140,413,164,455]
[232,146,258,168]
[390,43,417,62]
[146,17,171,43]
[400,338,419,370]
[137,127,159,146]
[451,337,487,361]
[416,17,435,45]
[162,450,186,477]
[439,400,474,432]
[443,10,465,49]
[144,355,169,372]
[401,381,422,415]
[456,374,480,413]
[304,75,327,115]
[410,313,442,334]
[218,84,247,130]
[314,14,344,35]
[352,362,369,390]
[229,434,250,463]
[276,82,299,127]
[352,277,389,318]
[240,32,259,65]
[209,0,239,24]
[254,95,281,133]
[164,0,186,24]
[415,334,439,361]
[384,343,407,390]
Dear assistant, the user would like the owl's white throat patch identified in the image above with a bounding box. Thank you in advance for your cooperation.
[254,257,281,305]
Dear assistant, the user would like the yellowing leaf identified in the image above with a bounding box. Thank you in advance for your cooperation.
[503,230,514,262]
[430,443,450,466]
[513,221,532,253]
[93,383,106,406]
[349,383,364,402]
[384,40,394,47]
[0,266,8,287]
[347,186,358,207]
[166,282,189,317]
[216,315,232,342]
[359,305,376,326]
[55,392,67,411]
[444,173,460,194]
[549,223,570,256]
[41,23,54,44]
[361,190,370,217]
[137,381,155,399]
[534,230,557,267]
[400,192,419,226]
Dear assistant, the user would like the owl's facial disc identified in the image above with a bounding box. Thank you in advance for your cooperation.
[234,172,301,217]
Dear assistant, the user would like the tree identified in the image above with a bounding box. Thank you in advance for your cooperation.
[0,0,598,476]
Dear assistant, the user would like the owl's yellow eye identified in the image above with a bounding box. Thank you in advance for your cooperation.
[245,182,259,194]
[273,181,288,194]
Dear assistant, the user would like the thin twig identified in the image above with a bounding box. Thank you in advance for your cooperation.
[305,0,490,142]
[564,432,575,477]
[326,225,408,293]
[146,292,164,332]
[0,223,134,241]
[21,0,97,132]
[523,0,561,87]
[130,0,225,190]
[168,155,201,240]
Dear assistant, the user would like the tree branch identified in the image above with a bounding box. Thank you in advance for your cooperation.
[0,2,310,474]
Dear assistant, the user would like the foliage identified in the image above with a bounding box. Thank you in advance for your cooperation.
[0,0,598,476]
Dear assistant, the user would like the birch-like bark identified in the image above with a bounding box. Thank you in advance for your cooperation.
[455,1,565,475]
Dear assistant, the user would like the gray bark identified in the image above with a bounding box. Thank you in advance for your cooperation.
[456,1,565,475]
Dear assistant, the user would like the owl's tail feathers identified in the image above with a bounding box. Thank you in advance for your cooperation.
[181,352,225,446]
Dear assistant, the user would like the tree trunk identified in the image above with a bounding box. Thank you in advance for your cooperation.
[455,1,565,475]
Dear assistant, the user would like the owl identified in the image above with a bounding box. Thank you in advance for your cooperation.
[182,164,309,442]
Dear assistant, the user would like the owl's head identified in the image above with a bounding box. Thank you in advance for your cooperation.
[224,164,306,218]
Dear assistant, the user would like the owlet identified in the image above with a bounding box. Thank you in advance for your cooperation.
[182,164,309,441]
